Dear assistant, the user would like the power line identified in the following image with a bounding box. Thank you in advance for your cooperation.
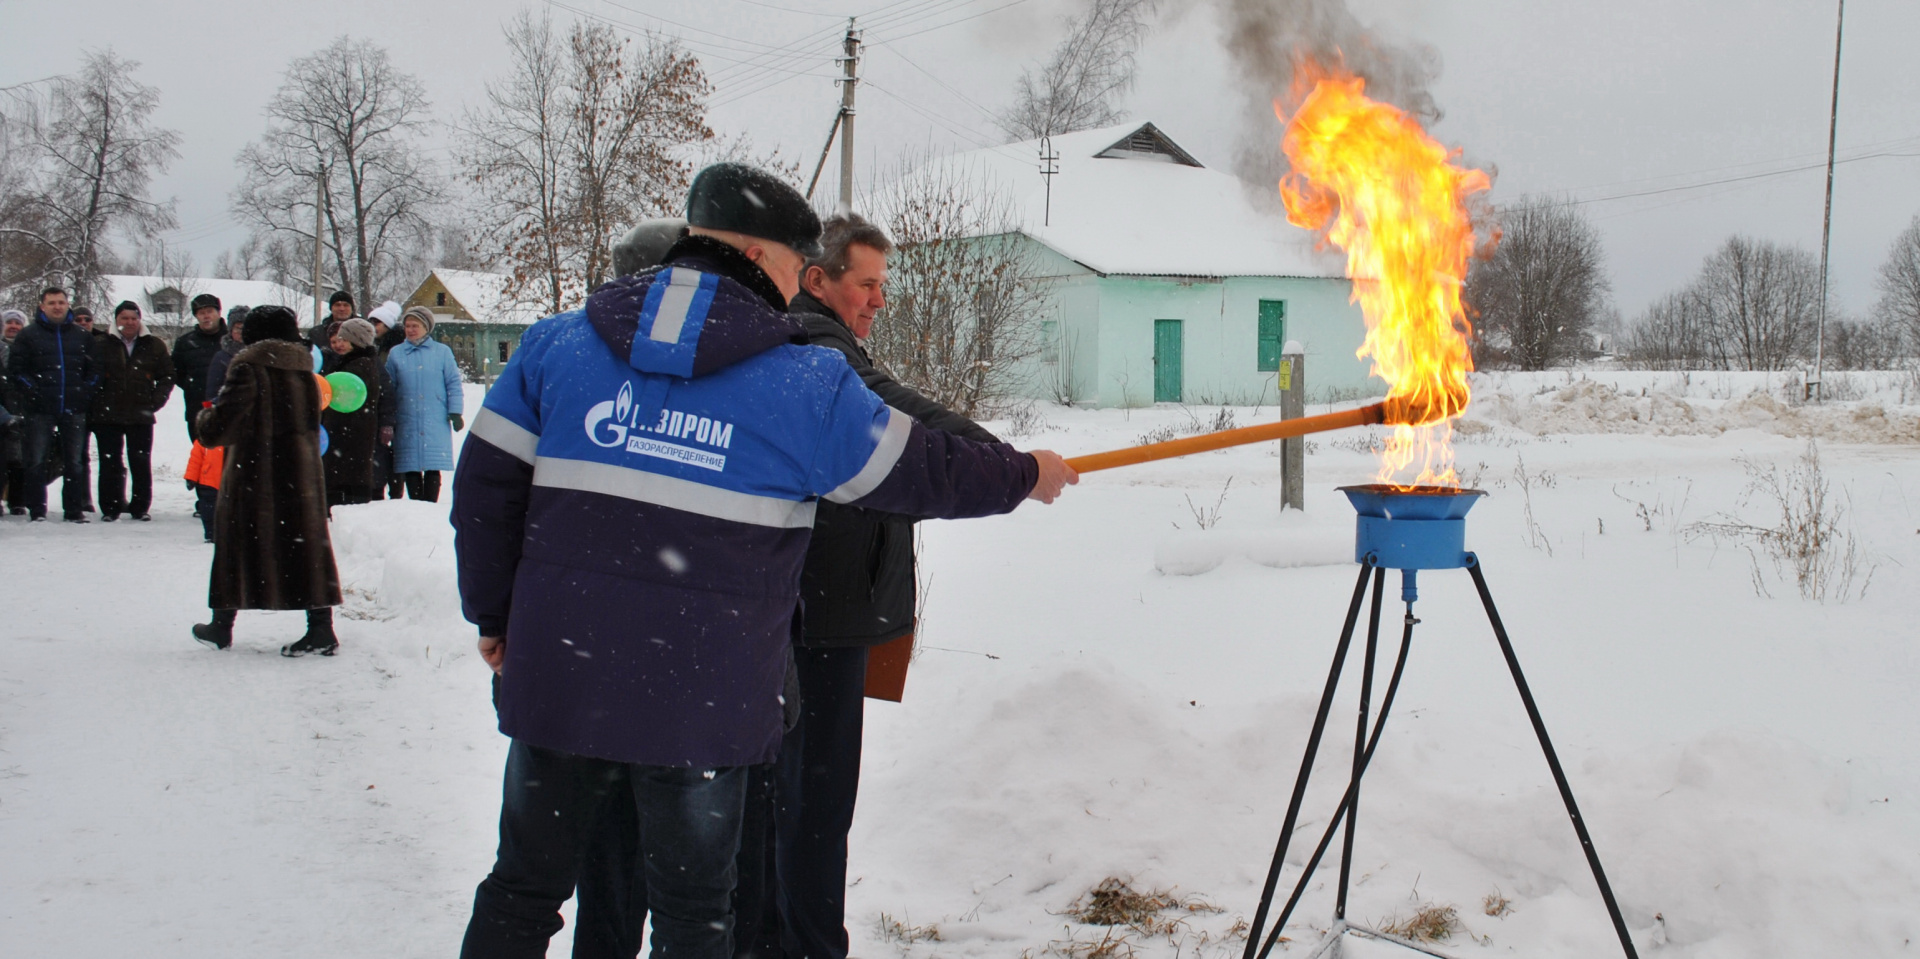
[1568,146,1920,207]
[865,0,1035,44]
[877,44,1000,123]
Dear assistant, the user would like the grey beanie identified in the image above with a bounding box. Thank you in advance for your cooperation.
[402,306,435,333]
[338,318,376,349]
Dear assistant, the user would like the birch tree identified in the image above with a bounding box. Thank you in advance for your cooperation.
[1000,0,1158,140]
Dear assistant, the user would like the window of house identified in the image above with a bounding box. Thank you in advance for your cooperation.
[152,289,182,314]
[435,291,447,307]
[1257,300,1286,372]
[1040,320,1059,364]
[497,340,511,363]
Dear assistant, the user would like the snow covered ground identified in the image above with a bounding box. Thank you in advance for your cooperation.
[4,375,1919,958]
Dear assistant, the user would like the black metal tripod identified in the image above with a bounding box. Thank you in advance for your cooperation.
[1239,555,1640,959]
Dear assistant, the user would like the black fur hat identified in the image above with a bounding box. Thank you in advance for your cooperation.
[242,305,301,345]
[190,293,222,314]
[686,164,822,258]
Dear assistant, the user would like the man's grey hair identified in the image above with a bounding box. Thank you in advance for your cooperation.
[807,214,894,281]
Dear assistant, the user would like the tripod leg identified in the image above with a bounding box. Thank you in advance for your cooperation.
[1466,557,1641,959]
[1255,599,1419,959]
[1336,567,1386,921]
[1242,560,1376,959]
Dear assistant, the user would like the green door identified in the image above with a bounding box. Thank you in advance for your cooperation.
[1257,300,1286,371]
[1153,319,1183,403]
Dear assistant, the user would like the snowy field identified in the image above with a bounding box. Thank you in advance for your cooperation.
[4,374,1919,958]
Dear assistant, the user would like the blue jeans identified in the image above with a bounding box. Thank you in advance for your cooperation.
[461,740,749,959]
[22,412,88,518]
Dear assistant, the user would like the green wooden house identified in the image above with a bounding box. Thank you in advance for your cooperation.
[402,269,544,381]
[890,123,1374,407]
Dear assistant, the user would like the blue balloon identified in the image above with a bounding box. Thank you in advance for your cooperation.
[318,425,330,456]
[312,344,325,372]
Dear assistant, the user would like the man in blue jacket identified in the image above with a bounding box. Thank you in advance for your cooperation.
[6,287,98,522]
[452,164,1076,959]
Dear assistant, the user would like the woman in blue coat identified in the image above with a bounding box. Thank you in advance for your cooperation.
[385,306,464,501]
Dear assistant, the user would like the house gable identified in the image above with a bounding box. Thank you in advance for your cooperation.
[1093,123,1203,167]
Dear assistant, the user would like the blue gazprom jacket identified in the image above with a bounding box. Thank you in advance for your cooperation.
[451,244,1038,767]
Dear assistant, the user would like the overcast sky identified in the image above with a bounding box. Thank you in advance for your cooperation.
[6,0,1918,318]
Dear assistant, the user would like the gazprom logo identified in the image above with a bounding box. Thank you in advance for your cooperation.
[584,382,633,449]
[583,381,734,469]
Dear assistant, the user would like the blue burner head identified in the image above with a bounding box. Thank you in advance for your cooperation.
[1339,484,1486,571]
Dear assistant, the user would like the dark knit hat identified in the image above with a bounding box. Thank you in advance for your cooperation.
[614,218,689,277]
[329,290,355,308]
[686,164,822,258]
[190,293,221,314]
[70,306,93,320]
[242,305,301,345]
[227,305,250,325]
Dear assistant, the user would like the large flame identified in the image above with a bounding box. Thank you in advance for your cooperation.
[1276,63,1490,488]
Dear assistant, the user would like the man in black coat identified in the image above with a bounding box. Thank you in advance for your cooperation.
[91,301,175,521]
[171,293,226,442]
[6,288,99,521]
[769,214,1001,959]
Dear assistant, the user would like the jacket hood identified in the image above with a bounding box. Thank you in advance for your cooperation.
[584,235,806,380]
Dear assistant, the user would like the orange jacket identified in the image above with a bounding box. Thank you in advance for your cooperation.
[186,439,225,489]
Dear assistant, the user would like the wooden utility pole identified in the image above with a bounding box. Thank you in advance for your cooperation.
[1811,0,1845,402]
[837,20,860,216]
[310,160,325,327]
[1280,345,1305,511]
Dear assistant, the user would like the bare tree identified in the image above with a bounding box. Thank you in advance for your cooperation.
[1874,215,1920,355]
[1,52,179,307]
[1624,289,1716,370]
[1625,236,1821,371]
[868,158,1049,417]
[1000,0,1158,140]
[1822,314,1900,370]
[233,36,443,306]
[1695,236,1820,371]
[459,15,710,313]
[1465,195,1609,370]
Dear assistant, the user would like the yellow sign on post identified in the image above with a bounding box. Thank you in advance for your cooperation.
[1277,358,1292,391]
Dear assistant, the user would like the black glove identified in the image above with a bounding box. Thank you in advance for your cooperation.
[449,414,465,432]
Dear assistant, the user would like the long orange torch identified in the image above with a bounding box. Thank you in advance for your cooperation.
[1063,397,1435,474]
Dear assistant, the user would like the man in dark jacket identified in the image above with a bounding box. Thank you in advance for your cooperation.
[451,163,1077,959]
[171,293,226,442]
[7,288,98,521]
[754,214,1001,959]
[313,290,356,347]
[91,301,175,521]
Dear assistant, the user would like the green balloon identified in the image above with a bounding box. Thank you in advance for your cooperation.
[325,371,368,413]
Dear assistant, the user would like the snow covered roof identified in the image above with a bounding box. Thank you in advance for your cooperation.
[426,269,544,326]
[97,275,314,320]
[875,122,1343,279]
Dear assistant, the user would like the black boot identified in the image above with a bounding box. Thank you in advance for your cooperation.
[193,609,237,650]
[281,608,339,657]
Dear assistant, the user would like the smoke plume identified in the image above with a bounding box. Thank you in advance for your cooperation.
[1217,0,1445,202]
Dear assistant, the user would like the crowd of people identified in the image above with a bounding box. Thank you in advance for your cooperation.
[1,284,467,658]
